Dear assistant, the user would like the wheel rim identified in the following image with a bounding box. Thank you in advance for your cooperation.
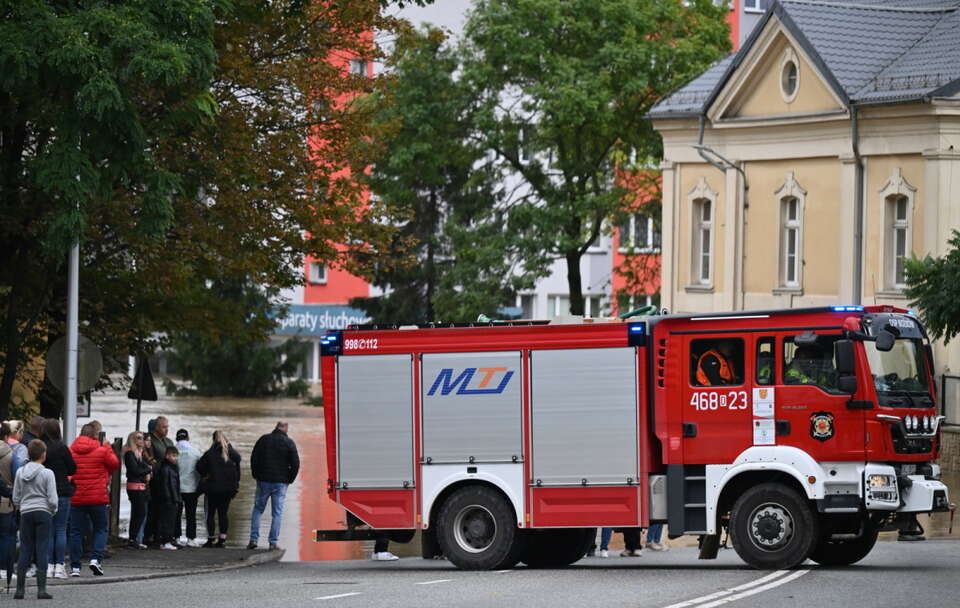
[452,504,497,554]
[747,502,794,552]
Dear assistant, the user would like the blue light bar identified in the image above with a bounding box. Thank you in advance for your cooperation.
[627,322,646,347]
[832,305,864,312]
[629,325,645,333]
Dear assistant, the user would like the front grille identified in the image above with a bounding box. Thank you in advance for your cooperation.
[890,425,933,454]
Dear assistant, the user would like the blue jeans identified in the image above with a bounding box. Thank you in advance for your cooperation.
[69,504,107,568]
[647,523,664,544]
[48,497,71,564]
[249,481,287,546]
[18,511,52,576]
[600,527,613,551]
[0,511,16,573]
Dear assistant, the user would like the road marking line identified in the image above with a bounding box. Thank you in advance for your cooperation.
[696,569,810,608]
[661,570,791,608]
[314,592,363,600]
[415,579,452,585]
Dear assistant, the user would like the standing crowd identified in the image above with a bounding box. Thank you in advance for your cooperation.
[0,416,299,600]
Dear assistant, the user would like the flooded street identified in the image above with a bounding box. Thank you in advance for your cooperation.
[91,387,370,561]
[88,388,958,564]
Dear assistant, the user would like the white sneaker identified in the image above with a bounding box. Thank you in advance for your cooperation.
[371,551,399,561]
[0,569,14,579]
[188,538,203,548]
[54,564,67,579]
[26,565,36,577]
[70,567,81,577]
[160,542,178,550]
[621,549,642,557]
[599,549,609,558]
[47,564,54,577]
[646,541,669,552]
[178,536,189,546]
[89,559,104,576]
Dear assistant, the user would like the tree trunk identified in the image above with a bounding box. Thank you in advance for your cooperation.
[0,249,25,419]
[565,250,585,316]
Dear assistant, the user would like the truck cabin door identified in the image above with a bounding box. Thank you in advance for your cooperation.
[772,331,867,460]
[681,335,753,464]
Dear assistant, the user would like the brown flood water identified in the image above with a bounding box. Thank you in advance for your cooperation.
[91,388,958,562]
[92,388,370,561]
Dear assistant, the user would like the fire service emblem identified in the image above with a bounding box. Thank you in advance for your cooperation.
[810,412,834,441]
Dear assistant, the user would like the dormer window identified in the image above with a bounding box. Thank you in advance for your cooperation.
[780,49,800,102]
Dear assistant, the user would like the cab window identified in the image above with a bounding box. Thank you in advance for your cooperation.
[783,335,842,393]
[756,337,775,386]
[691,338,744,387]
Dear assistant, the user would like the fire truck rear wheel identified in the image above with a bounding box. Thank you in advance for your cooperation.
[729,482,818,570]
[437,485,521,570]
[807,520,879,566]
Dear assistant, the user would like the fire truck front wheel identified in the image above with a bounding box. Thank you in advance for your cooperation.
[437,485,521,570]
[729,482,818,570]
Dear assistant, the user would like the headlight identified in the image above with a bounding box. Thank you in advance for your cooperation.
[869,474,895,488]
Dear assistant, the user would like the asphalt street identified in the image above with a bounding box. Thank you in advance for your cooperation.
[18,539,960,608]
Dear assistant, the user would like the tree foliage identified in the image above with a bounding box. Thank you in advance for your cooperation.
[0,0,401,415]
[459,0,731,315]
[905,230,960,343]
[351,27,543,324]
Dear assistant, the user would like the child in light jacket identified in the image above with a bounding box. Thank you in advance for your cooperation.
[13,439,58,599]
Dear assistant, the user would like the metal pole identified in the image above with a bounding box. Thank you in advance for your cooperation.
[64,242,79,442]
[135,355,143,431]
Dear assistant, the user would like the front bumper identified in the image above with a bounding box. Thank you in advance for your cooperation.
[899,475,951,513]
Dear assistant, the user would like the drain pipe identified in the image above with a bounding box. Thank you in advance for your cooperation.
[851,107,864,305]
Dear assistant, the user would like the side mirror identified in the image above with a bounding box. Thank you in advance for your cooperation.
[837,375,857,395]
[835,340,855,375]
[875,330,895,352]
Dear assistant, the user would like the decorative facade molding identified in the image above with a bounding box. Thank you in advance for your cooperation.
[774,171,807,200]
[878,167,917,198]
[688,176,719,201]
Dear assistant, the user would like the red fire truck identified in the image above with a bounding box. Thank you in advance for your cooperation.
[316,305,951,570]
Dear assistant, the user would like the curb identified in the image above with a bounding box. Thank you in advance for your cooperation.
[45,548,284,586]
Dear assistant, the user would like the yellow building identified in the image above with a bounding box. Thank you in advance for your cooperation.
[651,0,960,387]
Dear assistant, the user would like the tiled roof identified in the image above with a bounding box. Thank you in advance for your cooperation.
[648,55,736,118]
[650,0,960,118]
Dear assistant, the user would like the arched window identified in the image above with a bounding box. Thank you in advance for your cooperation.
[774,172,806,289]
[879,169,916,291]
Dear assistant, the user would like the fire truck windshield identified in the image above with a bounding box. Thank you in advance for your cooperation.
[864,338,932,406]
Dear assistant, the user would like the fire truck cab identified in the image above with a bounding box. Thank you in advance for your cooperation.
[317,305,950,570]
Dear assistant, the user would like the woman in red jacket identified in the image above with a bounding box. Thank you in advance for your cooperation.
[69,422,119,577]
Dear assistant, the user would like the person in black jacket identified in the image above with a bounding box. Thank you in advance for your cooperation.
[246,421,299,550]
[123,431,152,549]
[40,419,76,578]
[152,447,181,550]
[196,431,241,548]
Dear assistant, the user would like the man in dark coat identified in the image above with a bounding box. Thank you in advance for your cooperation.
[246,422,299,550]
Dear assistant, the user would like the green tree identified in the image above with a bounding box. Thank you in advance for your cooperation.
[167,279,307,397]
[905,230,960,342]
[0,1,413,415]
[352,27,543,324]
[460,0,730,315]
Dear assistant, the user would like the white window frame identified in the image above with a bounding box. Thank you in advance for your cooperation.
[779,48,800,103]
[516,293,536,318]
[743,0,766,13]
[618,293,661,315]
[774,172,807,290]
[619,214,661,254]
[348,58,368,76]
[308,261,327,285]
[688,177,718,288]
[879,168,917,292]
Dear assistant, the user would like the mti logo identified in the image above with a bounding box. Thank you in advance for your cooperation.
[427,367,514,396]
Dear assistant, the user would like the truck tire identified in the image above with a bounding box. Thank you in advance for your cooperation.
[807,521,879,566]
[521,528,594,568]
[729,482,817,570]
[436,485,521,570]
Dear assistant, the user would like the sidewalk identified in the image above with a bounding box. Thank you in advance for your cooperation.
[9,545,285,587]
